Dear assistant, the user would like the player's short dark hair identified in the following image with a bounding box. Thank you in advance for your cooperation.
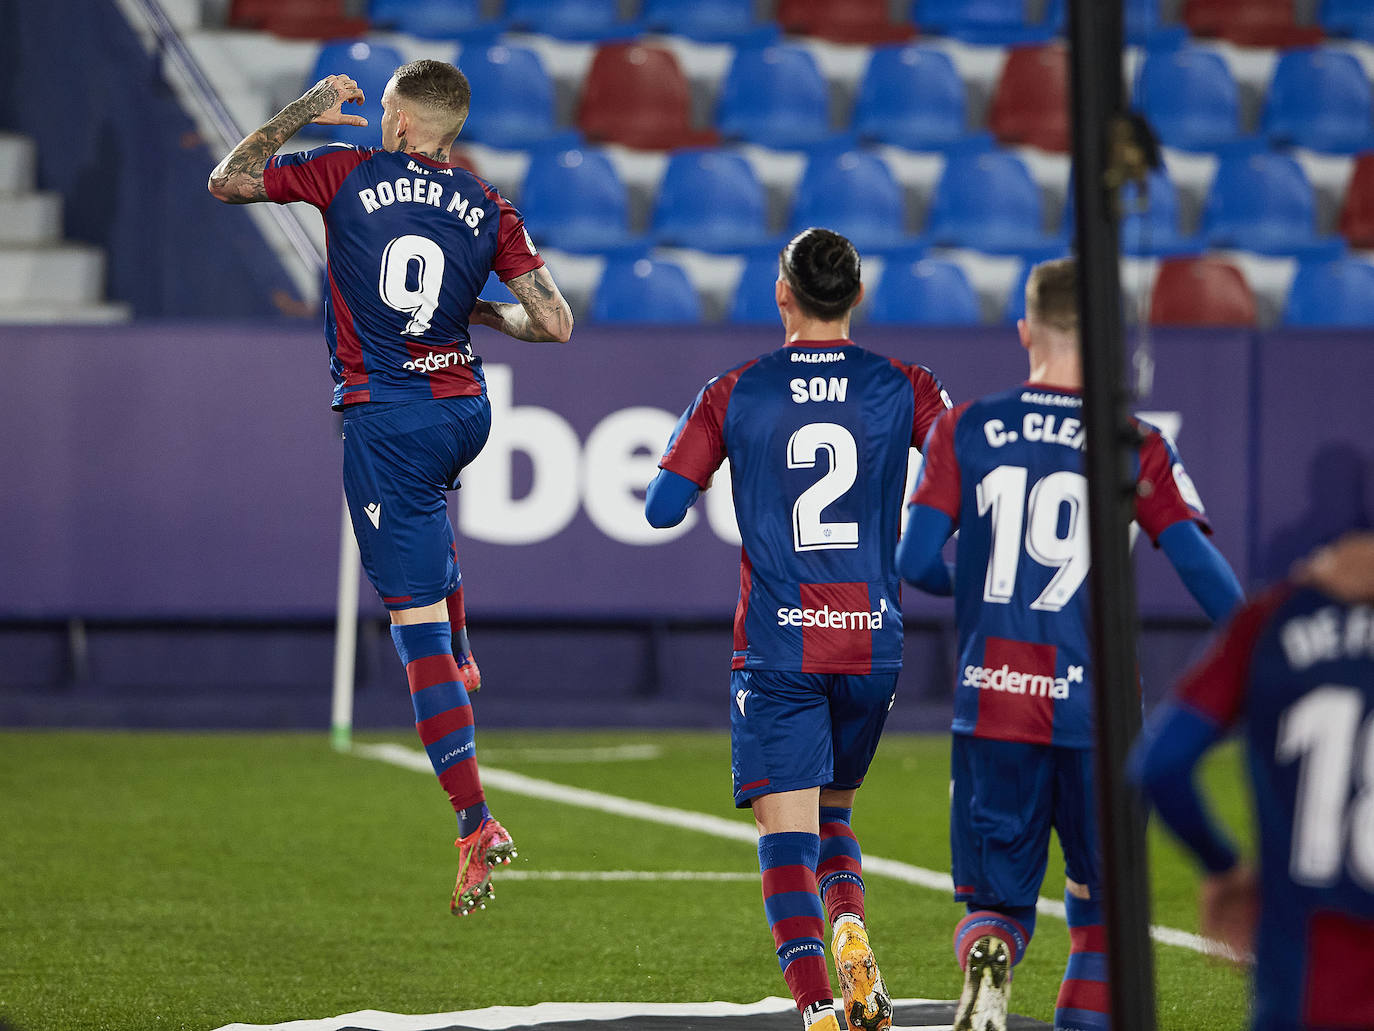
[391,59,471,133]
[779,228,862,321]
[1025,257,1079,332]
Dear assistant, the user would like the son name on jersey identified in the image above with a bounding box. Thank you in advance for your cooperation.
[790,376,849,403]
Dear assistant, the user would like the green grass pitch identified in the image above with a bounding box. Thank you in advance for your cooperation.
[0,728,1251,1031]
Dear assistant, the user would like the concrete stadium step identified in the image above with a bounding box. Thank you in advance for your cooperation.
[0,300,131,324]
[0,246,108,305]
[0,193,62,244]
[0,133,37,194]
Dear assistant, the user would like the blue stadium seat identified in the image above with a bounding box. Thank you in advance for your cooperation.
[298,40,404,147]
[1134,46,1245,152]
[716,45,833,150]
[730,253,783,324]
[459,45,569,150]
[1285,258,1374,326]
[1262,49,1374,154]
[913,0,1059,44]
[854,46,970,150]
[518,146,634,252]
[368,0,496,39]
[1003,259,1032,322]
[926,150,1058,254]
[592,258,702,323]
[641,0,779,43]
[1320,0,1374,42]
[1202,152,1342,257]
[1125,0,1187,43]
[790,151,909,253]
[505,0,642,41]
[1062,168,1202,256]
[651,149,771,252]
[868,258,981,325]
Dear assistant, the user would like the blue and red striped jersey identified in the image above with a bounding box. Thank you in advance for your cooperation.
[264,144,544,408]
[660,339,950,674]
[909,383,1208,747]
[1175,584,1374,1030]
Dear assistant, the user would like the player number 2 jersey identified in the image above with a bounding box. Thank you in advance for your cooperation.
[264,145,544,408]
[660,339,950,674]
[909,383,1209,747]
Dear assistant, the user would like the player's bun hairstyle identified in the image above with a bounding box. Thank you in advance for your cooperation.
[779,228,862,321]
[391,59,471,137]
[1024,257,1079,333]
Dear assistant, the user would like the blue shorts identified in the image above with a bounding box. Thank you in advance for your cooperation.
[340,395,491,610]
[950,735,1101,906]
[729,668,898,809]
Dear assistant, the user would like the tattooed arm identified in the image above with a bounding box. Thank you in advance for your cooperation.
[207,74,366,204]
[470,266,575,343]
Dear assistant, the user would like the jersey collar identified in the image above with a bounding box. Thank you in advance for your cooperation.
[787,338,853,349]
[1023,380,1082,395]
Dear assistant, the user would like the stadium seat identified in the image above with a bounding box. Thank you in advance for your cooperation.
[505,0,642,41]
[926,150,1058,254]
[854,46,970,150]
[1125,0,1186,43]
[592,258,702,324]
[1338,154,1374,248]
[1202,152,1341,257]
[1261,49,1374,154]
[230,0,368,37]
[1322,0,1374,42]
[1003,259,1032,322]
[1062,169,1202,256]
[775,0,915,44]
[912,0,1060,44]
[368,0,495,39]
[1284,258,1374,326]
[640,0,779,43]
[789,151,909,253]
[518,146,634,252]
[458,45,564,150]
[730,252,784,324]
[716,45,833,150]
[576,44,717,151]
[988,43,1071,154]
[868,259,981,325]
[651,149,770,252]
[1133,46,1246,152]
[298,41,404,147]
[1150,257,1257,326]
[1182,0,1324,46]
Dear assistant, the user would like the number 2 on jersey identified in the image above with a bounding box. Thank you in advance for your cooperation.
[976,465,1089,611]
[379,234,445,335]
[787,422,859,552]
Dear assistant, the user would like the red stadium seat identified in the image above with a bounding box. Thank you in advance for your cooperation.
[988,43,1071,153]
[575,43,718,151]
[1150,257,1257,326]
[229,0,368,37]
[1338,153,1374,248]
[1182,0,1324,47]
[775,0,916,44]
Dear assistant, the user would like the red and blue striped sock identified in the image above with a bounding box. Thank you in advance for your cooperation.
[759,831,833,1014]
[817,806,865,924]
[953,905,1035,969]
[390,622,483,816]
[1055,893,1110,1031]
[444,584,473,664]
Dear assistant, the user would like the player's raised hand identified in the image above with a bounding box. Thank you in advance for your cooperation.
[306,74,368,127]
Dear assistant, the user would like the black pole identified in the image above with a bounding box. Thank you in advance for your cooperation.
[1066,1,1158,1030]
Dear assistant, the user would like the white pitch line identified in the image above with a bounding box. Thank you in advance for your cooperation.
[480,744,664,763]
[500,870,757,882]
[354,742,1229,958]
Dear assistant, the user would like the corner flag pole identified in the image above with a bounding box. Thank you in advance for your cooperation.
[1067,0,1158,1028]
[330,493,361,752]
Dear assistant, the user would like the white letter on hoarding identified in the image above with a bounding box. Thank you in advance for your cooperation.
[458,364,581,544]
[584,407,695,544]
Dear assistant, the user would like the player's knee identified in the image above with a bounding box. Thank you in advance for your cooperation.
[1065,878,1092,900]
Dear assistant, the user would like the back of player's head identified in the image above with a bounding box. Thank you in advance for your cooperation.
[1024,257,1079,334]
[779,228,862,321]
[390,60,471,140]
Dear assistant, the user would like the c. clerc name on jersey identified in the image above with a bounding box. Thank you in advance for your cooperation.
[357,174,487,233]
[982,412,1085,451]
